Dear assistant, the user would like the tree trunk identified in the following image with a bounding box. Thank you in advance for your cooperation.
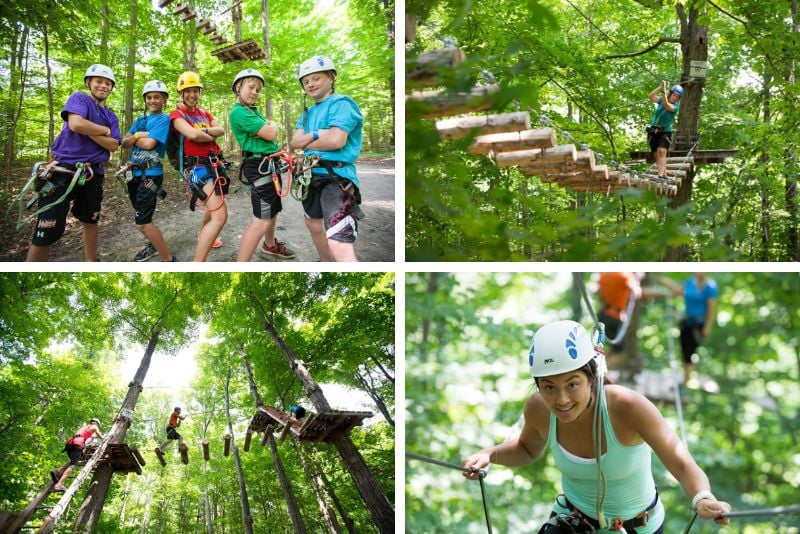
[239,347,306,532]
[224,355,254,534]
[760,70,772,261]
[41,20,55,151]
[787,0,799,260]
[293,440,340,533]
[261,0,273,120]
[99,2,110,64]
[354,369,394,427]
[318,470,356,534]
[265,433,307,533]
[4,25,29,188]
[140,489,152,534]
[665,1,708,261]
[71,329,160,531]
[263,322,395,533]
[203,457,213,533]
[123,0,138,132]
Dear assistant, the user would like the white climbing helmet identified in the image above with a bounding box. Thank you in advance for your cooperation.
[528,320,597,378]
[84,64,116,87]
[142,80,169,99]
[297,55,336,81]
[89,417,101,426]
[231,68,265,93]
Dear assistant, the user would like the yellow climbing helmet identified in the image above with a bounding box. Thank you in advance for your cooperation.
[176,71,203,93]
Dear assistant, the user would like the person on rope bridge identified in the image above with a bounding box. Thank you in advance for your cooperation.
[290,55,364,262]
[26,64,121,262]
[462,320,731,533]
[121,80,176,262]
[50,417,104,492]
[170,71,230,261]
[229,68,296,261]
[597,273,666,378]
[659,273,718,386]
[647,80,683,183]
[155,406,187,455]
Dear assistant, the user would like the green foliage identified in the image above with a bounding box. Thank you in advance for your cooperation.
[406,272,800,532]
[407,0,800,260]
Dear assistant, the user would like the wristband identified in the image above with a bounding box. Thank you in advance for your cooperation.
[312,130,319,141]
[691,490,715,511]
[202,127,209,135]
[133,132,140,140]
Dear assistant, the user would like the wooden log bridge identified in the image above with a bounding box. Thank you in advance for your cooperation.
[155,447,166,467]
[223,434,232,456]
[247,406,374,444]
[469,127,557,155]
[179,444,189,465]
[407,85,500,119]
[202,439,210,461]
[436,112,531,140]
[407,46,467,88]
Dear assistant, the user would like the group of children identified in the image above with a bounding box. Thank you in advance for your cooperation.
[26,55,364,262]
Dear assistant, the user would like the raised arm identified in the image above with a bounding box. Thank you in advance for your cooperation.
[628,390,731,524]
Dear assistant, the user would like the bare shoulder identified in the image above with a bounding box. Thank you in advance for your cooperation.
[606,384,662,429]
[523,392,550,441]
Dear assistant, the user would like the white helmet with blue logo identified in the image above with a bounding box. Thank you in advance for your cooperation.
[142,80,169,99]
[297,55,337,81]
[84,64,116,87]
[528,320,597,378]
[232,68,265,93]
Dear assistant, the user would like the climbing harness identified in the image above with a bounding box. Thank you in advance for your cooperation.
[291,154,318,201]
[406,451,492,533]
[256,150,294,198]
[9,161,92,229]
[185,154,228,212]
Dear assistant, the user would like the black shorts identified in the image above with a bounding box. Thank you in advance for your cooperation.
[31,170,104,246]
[302,175,360,243]
[166,426,181,440]
[648,130,672,152]
[65,443,83,466]
[242,158,282,220]
[679,318,704,363]
[127,174,163,225]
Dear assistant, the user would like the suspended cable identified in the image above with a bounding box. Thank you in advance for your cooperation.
[406,452,492,533]
[664,298,688,447]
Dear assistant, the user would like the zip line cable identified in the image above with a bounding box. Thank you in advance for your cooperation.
[406,452,493,533]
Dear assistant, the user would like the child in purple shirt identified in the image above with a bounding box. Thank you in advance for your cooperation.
[26,64,121,261]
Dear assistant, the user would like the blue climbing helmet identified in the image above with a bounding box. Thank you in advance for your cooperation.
[671,84,684,97]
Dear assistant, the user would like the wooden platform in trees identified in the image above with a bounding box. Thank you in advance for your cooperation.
[80,444,144,475]
[629,149,738,165]
[248,406,373,444]
[211,39,265,63]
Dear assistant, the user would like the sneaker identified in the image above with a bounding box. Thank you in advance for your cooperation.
[260,239,296,259]
[133,243,158,262]
[212,238,223,248]
[53,483,67,492]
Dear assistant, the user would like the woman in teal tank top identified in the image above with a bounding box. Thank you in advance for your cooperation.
[462,320,732,533]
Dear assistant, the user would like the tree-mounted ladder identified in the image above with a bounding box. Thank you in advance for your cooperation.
[0,442,144,533]
[406,46,682,196]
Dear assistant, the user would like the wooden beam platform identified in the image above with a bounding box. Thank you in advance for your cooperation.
[249,406,373,444]
[80,444,143,475]
[407,47,467,88]
[210,39,266,63]
[469,128,557,155]
[629,149,737,165]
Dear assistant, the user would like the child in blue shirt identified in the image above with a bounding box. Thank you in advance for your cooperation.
[120,80,175,261]
[290,55,363,262]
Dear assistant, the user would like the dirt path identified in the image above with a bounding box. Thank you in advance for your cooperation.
[1,157,394,262]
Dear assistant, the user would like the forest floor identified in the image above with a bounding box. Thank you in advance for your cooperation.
[0,157,395,262]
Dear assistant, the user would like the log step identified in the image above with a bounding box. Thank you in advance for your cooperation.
[407,47,466,88]
[407,84,499,119]
[436,112,531,140]
[468,127,556,155]
[496,144,577,167]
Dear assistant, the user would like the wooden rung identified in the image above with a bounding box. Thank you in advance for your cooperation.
[201,25,217,35]
[223,434,231,456]
[436,111,531,140]
[469,128,557,155]
[407,47,466,88]
[243,431,252,452]
[158,0,175,7]
[181,10,197,22]
[155,448,166,467]
[196,18,211,30]
[131,447,146,467]
[172,2,189,15]
[496,144,577,167]
[202,439,210,461]
[407,84,500,119]
[179,444,189,464]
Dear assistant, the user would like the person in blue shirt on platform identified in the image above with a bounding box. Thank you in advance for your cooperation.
[660,273,718,384]
[121,80,175,262]
[290,55,364,262]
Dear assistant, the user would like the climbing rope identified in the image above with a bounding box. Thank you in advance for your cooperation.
[664,298,688,447]
[605,289,638,346]
[406,452,492,533]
